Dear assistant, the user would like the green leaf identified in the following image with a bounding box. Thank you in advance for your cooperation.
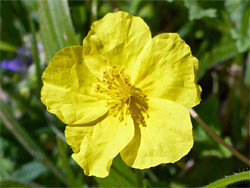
[26,4,43,97]
[225,0,244,31]
[0,102,67,185]
[127,0,141,15]
[200,137,233,159]
[138,3,154,19]
[0,41,17,52]
[194,95,232,159]
[0,180,43,188]
[0,153,13,179]
[225,0,250,53]
[38,0,79,63]
[0,1,22,46]
[230,29,250,53]
[96,155,137,188]
[198,36,237,78]
[195,95,220,134]
[12,161,47,182]
[204,171,250,188]
[146,180,169,188]
[184,0,217,21]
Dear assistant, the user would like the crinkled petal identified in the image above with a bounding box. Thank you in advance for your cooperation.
[82,11,151,79]
[41,46,108,124]
[65,113,134,177]
[120,97,193,169]
[132,33,201,109]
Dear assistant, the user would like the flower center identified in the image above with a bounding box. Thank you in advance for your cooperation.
[96,65,148,126]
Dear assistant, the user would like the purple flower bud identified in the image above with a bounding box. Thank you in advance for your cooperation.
[0,58,27,72]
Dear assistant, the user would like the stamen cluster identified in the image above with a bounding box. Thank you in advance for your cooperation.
[96,66,149,125]
[96,66,132,121]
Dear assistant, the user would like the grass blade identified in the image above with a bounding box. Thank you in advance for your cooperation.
[27,7,43,97]
[38,0,79,62]
[0,101,67,185]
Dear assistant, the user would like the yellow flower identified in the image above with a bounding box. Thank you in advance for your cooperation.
[41,11,201,178]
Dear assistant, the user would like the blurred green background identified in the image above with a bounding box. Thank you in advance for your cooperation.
[0,0,249,187]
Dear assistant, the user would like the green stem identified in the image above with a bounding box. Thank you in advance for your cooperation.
[57,136,76,187]
[135,169,144,188]
[189,109,250,166]
[49,123,66,142]
[147,169,159,182]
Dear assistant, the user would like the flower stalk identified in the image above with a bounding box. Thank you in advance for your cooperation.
[135,169,144,188]
[189,109,250,166]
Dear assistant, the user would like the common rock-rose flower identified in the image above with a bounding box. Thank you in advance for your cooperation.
[41,11,201,177]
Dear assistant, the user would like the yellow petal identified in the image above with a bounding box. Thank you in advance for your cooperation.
[132,33,201,109]
[120,97,193,169]
[41,46,109,124]
[65,113,134,177]
[82,11,151,79]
